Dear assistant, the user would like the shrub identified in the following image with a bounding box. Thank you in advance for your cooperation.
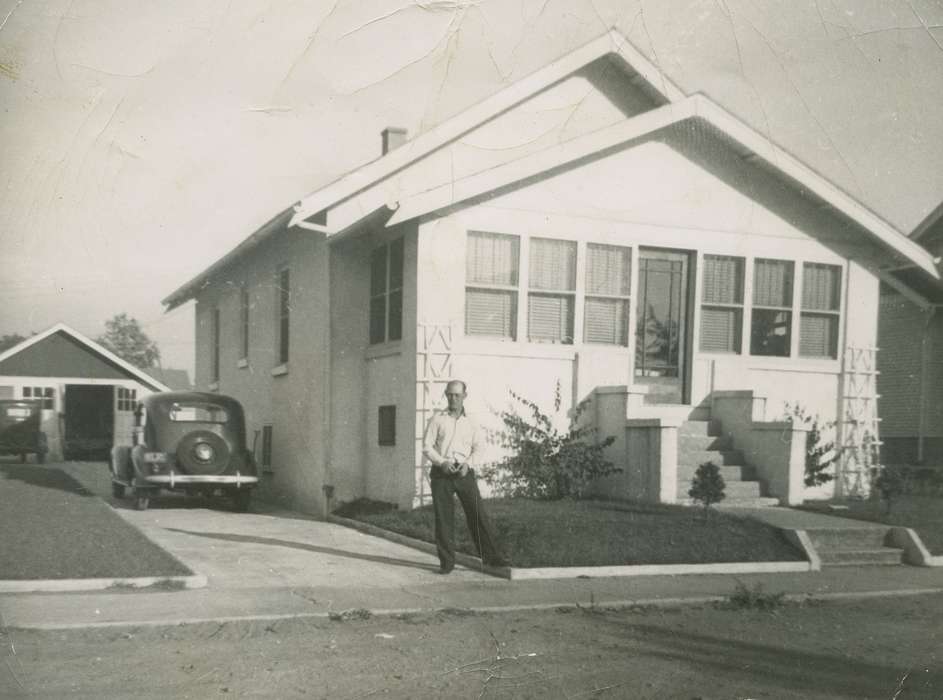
[482,382,619,500]
[872,464,905,514]
[688,461,726,511]
[724,581,786,611]
[784,403,837,488]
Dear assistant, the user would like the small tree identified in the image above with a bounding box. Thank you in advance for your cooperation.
[784,403,837,488]
[689,461,726,513]
[97,313,161,369]
[482,382,619,500]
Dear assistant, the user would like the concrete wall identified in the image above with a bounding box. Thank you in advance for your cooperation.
[193,226,330,515]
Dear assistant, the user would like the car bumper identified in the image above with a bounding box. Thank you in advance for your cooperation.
[140,473,259,488]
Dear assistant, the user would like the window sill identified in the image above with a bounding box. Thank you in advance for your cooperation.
[366,342,402,360]
[208,381,220,391]
[237,358,249,369]
[271,364,289,377]
[460,338,577,360]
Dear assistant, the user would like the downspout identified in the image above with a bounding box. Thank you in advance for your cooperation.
[918,306,937,464]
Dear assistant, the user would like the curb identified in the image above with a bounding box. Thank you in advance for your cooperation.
[0,573,208,594]
[328,514,814,579]
[10,586,943,631]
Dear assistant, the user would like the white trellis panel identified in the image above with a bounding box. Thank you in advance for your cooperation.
[414,322,455,507]
[836,346,881,498]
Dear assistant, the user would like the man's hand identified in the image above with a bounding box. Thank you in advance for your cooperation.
[457,462,469,477]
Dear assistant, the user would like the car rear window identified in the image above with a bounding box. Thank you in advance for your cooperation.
[168,403,229,423]
[4,407,31,419]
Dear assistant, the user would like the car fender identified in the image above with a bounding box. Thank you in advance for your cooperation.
[110,445,133,482]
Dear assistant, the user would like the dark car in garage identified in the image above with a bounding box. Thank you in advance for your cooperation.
[0,399,48,463]
[110,391,258,511]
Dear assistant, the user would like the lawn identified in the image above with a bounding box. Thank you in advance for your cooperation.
[801,495,943,555]
[335,498,805,568]
[0,462,192,580]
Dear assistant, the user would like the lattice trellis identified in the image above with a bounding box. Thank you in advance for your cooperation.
[836,345,881,498]
[414,322,455,507]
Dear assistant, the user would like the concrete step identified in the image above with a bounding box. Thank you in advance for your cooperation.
[678,479,762,500]
[678,449,745,467]
[678,496,780,508]
[818,548,904,567]
[806,527,889,551]
[678,434,733,452]
[678,464,757,482]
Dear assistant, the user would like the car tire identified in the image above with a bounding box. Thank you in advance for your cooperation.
[231,489,251,513]
[112,482,126,499]
[134,494,150,511]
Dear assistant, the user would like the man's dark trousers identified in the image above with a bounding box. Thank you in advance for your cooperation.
[430,468,503,570]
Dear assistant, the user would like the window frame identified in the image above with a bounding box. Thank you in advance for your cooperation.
[583,242,632,346]
[240,285,250,363]
[211,307,221,382]
[749,257,795,358]
[377,405,396,446]
[261,424,273,472]
[699,254,745,354]
[527,236,577,345]
[277,267,290,366]
[465,230,521,341]
[799,262,843,359]
[116,387,137,412]
[22,386,54,410]
[369,237,404,346]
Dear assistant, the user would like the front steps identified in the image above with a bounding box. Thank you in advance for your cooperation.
[676,418,778,507]
[806,526,904,567]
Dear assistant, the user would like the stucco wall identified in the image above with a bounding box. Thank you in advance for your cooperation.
[193,226,329,515]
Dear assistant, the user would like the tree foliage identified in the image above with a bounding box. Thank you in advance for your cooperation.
[96,313,161,369]
[688,461,726,512]
[481,382,619,500]
[784,403,838,488]
[0,333,27,353]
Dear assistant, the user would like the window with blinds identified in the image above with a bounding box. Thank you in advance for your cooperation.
[750,258,794,357]
[700,255,744,353]
[369,238,404,345]
[584,243,631,345]
[800,263,841,358]
[465,231,520,339]
[211,307,221,381]
[240,286,250,361]
[528,238,576,344]
[277,268,290,364]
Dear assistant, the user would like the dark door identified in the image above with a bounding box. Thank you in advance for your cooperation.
[634,248,691,404]
[63,385,114,460]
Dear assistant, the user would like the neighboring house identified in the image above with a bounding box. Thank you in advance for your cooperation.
[163,30,937,516]
[878,202,943,465]
[0,323,170,460]
[148,367,193,392]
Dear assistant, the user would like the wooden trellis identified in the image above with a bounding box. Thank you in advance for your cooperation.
[414,322,455,507]
[836,345,881,498]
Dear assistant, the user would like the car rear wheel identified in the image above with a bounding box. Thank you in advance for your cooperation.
[231,489,251,512]
[134,494,150,510]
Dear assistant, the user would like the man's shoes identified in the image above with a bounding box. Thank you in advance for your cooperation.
[438,563,454,575]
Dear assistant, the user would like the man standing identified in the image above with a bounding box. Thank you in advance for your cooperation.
[423,379,508,574]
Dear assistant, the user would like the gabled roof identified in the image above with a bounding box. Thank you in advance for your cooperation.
[162,28,938,310]
[0,323,171,391]
[911,200,943,247]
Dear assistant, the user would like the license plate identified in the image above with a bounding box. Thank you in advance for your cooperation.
[144,452,168,463]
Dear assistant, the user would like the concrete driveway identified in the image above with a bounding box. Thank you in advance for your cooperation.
[116,499,495,591]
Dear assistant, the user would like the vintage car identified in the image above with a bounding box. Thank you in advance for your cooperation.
[110,391,258,511]
[0,399,47,463]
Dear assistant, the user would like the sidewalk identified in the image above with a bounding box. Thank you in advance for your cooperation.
[4,503,943,630]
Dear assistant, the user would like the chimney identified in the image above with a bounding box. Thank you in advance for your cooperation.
[381,127,408,155]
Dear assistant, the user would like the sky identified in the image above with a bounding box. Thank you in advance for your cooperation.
[2,0,943,374]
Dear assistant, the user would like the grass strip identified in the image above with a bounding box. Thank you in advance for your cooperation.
[336,498,805,568]
[0,464,192,580]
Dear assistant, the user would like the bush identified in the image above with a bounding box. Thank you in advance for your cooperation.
[724,581,786,611]
[873,464,905,514]
[784,403,837,488]
[481,382,619,500]
[688,461,726,511]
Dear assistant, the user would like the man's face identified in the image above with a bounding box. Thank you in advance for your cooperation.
[445,383,466,414]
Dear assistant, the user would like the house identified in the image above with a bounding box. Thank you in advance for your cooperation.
[162,30,938,516]
[0,323,170,460]
[878,202,943,465]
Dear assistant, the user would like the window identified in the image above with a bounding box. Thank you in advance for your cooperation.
[584,243,631,345]
[700,255,744,353]
[240,286,250,361]
[800,263,841,358]
[261,425,273,471]
[169,402,229,423]
[750,258,794,357]
[211,307,221,382]
[465,231,520,339]
[277,268,290,365]
[117,387,137,411]
[528,237,576,343]
[369,238,404,345]
[378,405,396,446]
[22,386,54,409]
